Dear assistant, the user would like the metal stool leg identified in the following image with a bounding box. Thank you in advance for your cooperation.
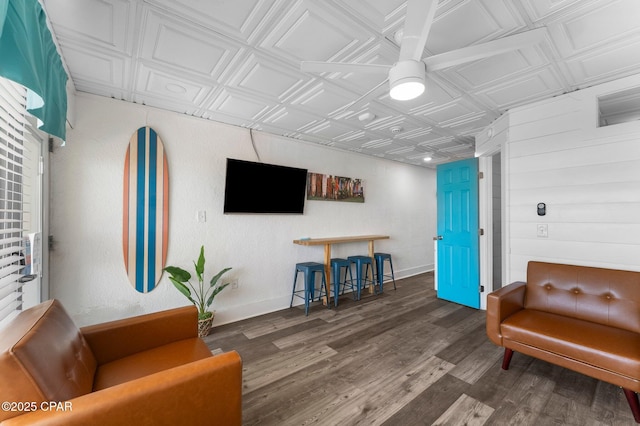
[388,257,397,290]
[332,261,340,307]
[290,269,299,308]
[343,265,356,300]
[354,262,362,300]
[304,270,313,315]
[376,259,384,293]
[321,271,330,309]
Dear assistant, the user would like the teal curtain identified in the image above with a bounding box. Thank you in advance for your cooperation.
[0,0,67,141]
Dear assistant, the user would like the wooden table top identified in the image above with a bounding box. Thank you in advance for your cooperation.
[293,235,389,246]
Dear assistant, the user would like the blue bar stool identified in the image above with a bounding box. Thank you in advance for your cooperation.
[347,255,375,300]
[330,258,355,306]
[290,262,329,316]
[374,252,396,293]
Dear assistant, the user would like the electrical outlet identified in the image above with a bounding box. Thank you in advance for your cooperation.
[196,210,206,222]
[537,224,548,238]
[229,279,239,290]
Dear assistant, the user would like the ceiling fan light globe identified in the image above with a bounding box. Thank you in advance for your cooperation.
[390,80,425,100]
[389,60,426,101]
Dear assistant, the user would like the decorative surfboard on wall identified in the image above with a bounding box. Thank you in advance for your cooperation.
[123,127,169,293]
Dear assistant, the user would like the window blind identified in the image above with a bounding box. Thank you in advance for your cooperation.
[0,77,28,326]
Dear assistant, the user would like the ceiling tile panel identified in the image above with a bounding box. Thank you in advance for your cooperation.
[561,0,640,52]
[58,44,127,88]
[426,0,505,54]
[303,120,356,140]
[477,69,564,109]
[135,65,212,104]
[360,138,392,150]
[228,54,307,101]
[420,102,478,124]
[260,1,374,63]
[261,107,319,131]
[291,83,360,116]
[520,0,593,20]
[448,46,544,88]
[334,130,366,143]
[43,0,134,53]
[139,10,241,78]
[145,0,280,42]
[209,89,275,121]
[331,0,406,30]
[565,40,640,86]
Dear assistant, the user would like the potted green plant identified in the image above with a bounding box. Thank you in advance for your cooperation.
[164,246,232,338]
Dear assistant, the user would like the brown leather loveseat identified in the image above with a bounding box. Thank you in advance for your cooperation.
[0,299,242,425]
[487,261,640,422]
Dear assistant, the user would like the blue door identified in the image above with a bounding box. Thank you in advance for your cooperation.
[436,158,480,308]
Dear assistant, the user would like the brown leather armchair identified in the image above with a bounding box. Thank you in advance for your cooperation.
[0,299,242,425]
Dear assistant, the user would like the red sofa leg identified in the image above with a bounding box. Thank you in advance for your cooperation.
[501,348,514,370]
[623,388,640,423]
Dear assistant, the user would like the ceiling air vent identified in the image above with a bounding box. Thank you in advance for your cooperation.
[598,86,640,127]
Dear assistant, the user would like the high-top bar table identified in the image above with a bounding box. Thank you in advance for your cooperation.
[293,235,390,304]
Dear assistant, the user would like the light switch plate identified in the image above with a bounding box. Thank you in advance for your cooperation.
[537,224,548,238]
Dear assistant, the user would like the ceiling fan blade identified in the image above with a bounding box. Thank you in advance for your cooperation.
[329,78,389,118]
[301,61,391,74]
[398,0,439,61]
[423,27,548,72]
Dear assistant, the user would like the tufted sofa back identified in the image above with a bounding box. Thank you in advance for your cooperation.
[0,299,97,421]
[525,261,640,333]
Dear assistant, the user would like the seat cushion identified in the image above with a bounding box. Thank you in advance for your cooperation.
[93,337,213,391]
[502,309,640,379]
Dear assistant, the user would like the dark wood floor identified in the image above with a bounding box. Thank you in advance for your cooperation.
[205,272,636,425]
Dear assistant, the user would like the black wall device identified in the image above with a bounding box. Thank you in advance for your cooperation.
[537,203,546,216]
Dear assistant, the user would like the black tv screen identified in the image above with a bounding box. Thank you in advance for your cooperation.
[223,158,308,214]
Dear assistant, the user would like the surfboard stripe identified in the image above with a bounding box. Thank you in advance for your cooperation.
[123,147,130,271]
[123,127,169,293]
[127,135,138,289]
[147,129,157,291]
[162,154,169,266]
[135,127,146,292]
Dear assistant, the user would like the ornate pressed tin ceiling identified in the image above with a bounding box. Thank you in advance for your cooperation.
[43,0,640,167]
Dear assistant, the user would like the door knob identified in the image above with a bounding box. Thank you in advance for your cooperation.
[433,235,443,240]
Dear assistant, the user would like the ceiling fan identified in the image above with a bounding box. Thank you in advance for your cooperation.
[301,0,546,108]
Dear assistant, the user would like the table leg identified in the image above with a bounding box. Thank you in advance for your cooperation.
[323,243,331,305]
[368,240,375,294]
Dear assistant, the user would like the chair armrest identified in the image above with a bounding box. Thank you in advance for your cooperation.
[0,351,242,426]
[80,306,198,365]
[486,281,526,346]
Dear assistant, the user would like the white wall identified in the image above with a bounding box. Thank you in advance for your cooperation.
[50,93,436,326]
[479,74,640,285]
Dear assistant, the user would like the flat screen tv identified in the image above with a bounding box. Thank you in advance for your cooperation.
[223,158,308,214]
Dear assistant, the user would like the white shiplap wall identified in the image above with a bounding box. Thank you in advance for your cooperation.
[503,74,640,283]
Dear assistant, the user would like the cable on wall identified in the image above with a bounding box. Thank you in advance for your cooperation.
[250,128,261,162]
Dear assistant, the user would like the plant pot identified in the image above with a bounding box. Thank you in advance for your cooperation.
[198,313,214,338]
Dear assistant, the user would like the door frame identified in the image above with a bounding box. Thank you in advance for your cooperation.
[477,145,510,310]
